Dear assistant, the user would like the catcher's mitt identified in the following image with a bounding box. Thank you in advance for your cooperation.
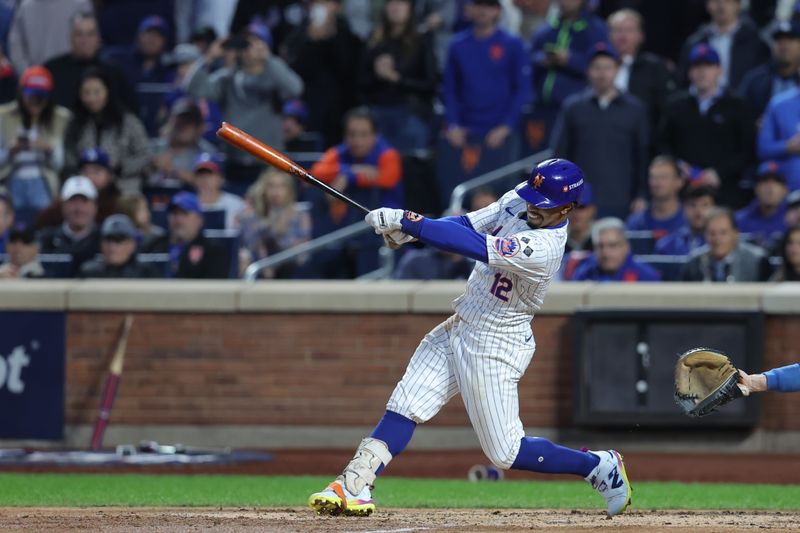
[674,348,750,417]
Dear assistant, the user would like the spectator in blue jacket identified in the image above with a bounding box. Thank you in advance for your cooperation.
[626,155,687,240]
[737,20,800,119]
[443,0,530,152]
[735,161,788,249]
[104,15,176,136]
[529,0,608,144]
[739,363,800,393]
[758,87,800,191]
[570,217,661,282]
[655,185,716,256]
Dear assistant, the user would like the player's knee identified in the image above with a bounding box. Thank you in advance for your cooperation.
[483,442,517,470]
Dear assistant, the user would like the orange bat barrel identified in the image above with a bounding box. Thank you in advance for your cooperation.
[216,122,370,214]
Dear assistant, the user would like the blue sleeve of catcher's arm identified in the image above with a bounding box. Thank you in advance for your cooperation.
[401,216,488,263]
[764,363,800,392]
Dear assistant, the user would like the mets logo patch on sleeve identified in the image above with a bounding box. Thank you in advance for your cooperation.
[404,211,423,222]
[494,236,520,257]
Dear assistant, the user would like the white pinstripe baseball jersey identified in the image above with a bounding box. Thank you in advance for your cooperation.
[386,189,568,469]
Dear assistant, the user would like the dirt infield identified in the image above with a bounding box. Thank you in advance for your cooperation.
[0,507,797,532]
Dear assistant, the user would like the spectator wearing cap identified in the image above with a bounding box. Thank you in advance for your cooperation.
[681,207,772,282]
[282,99,324,153]
[0,65,72,217]
[7,0,92,73]
[757,84,800,192]
[38,175,100,276]
[528,0,608,147]
[44,12,137,114]
[655,185,716,256]
[284,0,361,147]
[657,44,755,208]
[607,9,677,141]
[160,43,222,145]
[192,153,245,230]
[442,0,530,155]
[626,155,688,240]
[569,217,661,282]
[186,21,304,193]
[0,222,44,279]
[103,15,176,136]
[79,214,160,278]
[677,0,770,90]
[770,225,800,281]
[36,147,120,229]
[359,0,438,153]
[735,161,788,249]
[737,20,800,118]
[0,192,13,253]
[552,42,649,218]
[149,97,218,189]
[64,67,151,187]
[163,191,230,278]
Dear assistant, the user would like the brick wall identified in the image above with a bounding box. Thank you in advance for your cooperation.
[65,312,799,431]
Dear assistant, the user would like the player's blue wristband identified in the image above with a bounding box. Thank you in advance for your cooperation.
[401,212,488,263]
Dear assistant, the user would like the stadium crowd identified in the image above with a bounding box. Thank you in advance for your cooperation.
[0,0,799,283]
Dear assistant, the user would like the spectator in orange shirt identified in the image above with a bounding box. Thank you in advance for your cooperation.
[310,106,403,214]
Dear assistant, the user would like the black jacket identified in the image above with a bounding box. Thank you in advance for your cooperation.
[38,225,101,277]
[678,19,771,89]
[737,61,800,118]
[656,89,755,208]
[172,233,231,279]
[552,90,649,214]
[680,242,772,282]
[43,53,137,112]
[626,51,677,143]
[79,256,161,279]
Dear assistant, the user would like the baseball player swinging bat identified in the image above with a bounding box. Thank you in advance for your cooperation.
[216,122,369,214]
[89,314,134,451]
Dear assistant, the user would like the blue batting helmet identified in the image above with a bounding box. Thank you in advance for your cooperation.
[515,158,585,208]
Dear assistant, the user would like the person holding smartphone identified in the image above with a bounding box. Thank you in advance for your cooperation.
[0,66,72,220]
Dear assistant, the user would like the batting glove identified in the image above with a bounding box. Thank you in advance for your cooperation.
[383,229,416,249]
[366,208,404,234]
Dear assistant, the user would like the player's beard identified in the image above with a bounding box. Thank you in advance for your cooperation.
[526,211,545,228]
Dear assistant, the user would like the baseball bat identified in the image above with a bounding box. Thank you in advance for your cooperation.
[216,122,370,214]
[90,314,134,451]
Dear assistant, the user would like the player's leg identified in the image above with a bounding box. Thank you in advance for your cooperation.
[452,327,631,516]
[308,317,459,516]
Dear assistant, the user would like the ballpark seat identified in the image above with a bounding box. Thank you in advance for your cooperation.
[626,231,656,254]
[202,209,226,230]
[203,229,239,279]
[636,254,688,281]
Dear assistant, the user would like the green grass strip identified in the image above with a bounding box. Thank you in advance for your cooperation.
[0,474,798,510]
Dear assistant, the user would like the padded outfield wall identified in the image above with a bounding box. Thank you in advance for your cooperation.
[0,281,798,454]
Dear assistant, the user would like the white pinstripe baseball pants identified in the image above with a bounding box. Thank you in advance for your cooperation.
[386,314,536,469]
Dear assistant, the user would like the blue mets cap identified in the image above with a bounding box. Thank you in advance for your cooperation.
[688,44,720,66]
[282,99,309,123]
[168,191,202,215]
[588,41,620,63]
[515,158,585,208]
[138,15,169,36]
[246,22,273,48]
[79,147,111,169]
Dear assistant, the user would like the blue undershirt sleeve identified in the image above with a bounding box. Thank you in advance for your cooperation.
[401,216,488,263]
[764,363,800,392]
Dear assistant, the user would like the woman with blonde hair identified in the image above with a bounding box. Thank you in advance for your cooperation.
[238,168,311,278]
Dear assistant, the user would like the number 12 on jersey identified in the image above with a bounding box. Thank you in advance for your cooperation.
[490,273,513,302]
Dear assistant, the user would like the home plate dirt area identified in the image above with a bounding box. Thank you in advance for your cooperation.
[0,508,798,533]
